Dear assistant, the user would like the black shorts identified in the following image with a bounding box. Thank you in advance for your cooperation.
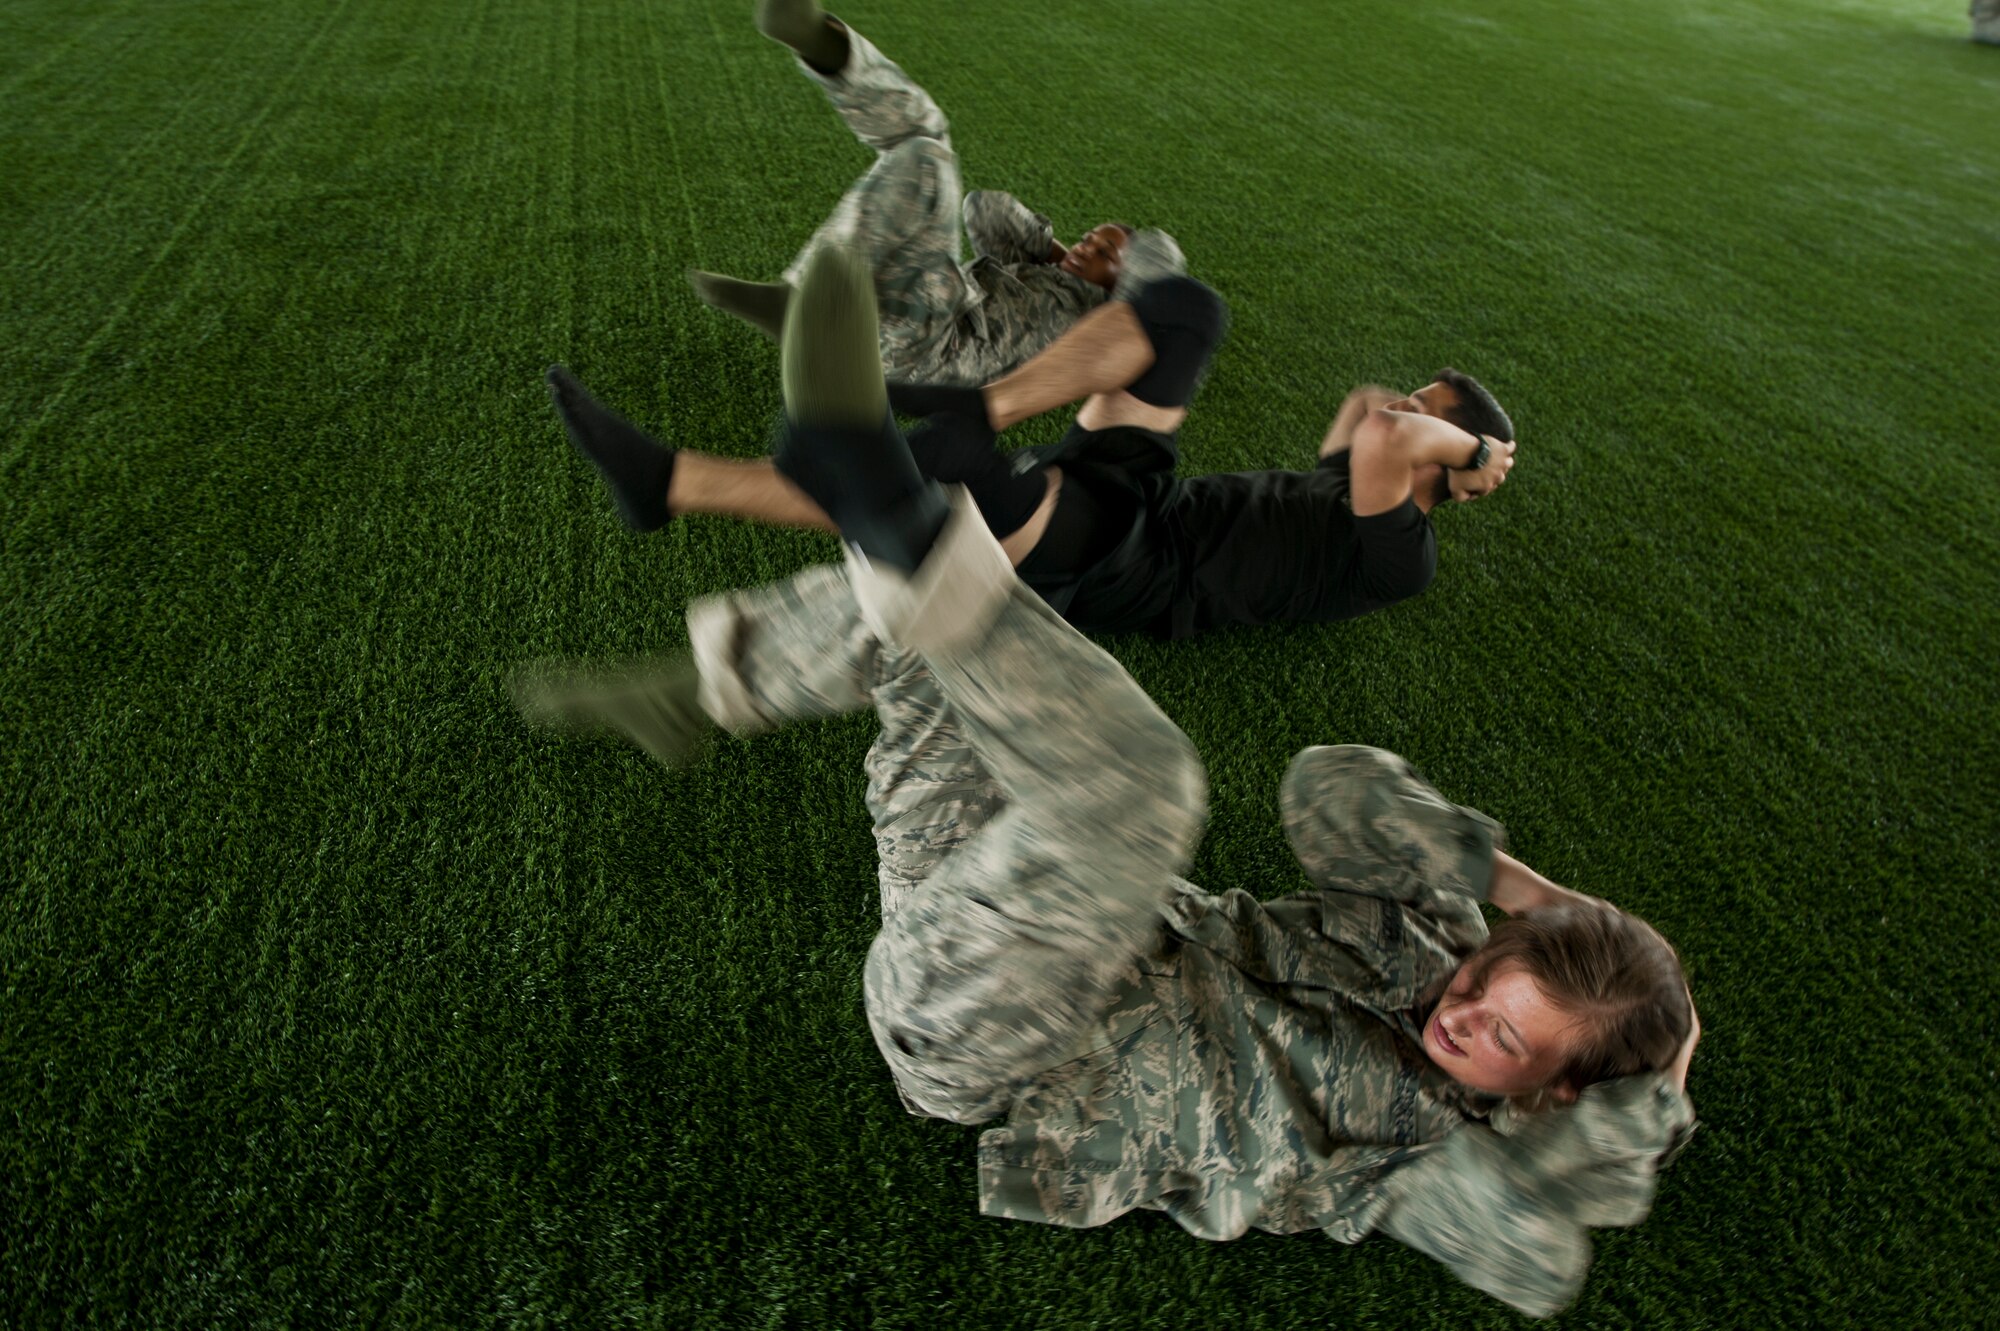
[1014,424,1184,637]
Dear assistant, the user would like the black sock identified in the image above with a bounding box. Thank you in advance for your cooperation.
[886,380,989,424]
[776,415,948,574]
[545,366,676,532]
[775,246,946,574]
[903,412,1044,539]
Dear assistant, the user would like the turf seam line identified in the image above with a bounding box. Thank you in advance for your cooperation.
[0,0,142,103]
[0,0,362,481]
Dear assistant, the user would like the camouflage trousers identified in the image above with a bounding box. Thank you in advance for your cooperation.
[780,29,987,382]
[687,493,1208,1123]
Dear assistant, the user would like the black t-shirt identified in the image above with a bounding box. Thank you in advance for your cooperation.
[1014,425,1182,635]
[1015,428,1436,638]
[1162,449,1436,637]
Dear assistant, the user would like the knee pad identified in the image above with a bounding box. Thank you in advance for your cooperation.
[903,413,1047,539]
[1125,276,1228,408]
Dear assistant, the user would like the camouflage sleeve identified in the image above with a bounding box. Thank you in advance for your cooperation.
[1161,884,1327,985]
[1373,1074,1697,1318]
[963,191,1056,264]
[1110,228,1187,300]
[1281,745,1501,914]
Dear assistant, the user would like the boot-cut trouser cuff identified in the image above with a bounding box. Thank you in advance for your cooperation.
[687,594,765,736]
[847,485,1014,660]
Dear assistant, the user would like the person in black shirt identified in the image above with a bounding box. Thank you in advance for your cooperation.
[546,276,1516,638]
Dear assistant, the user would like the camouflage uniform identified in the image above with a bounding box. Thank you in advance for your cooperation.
[690,491,1208,1123]
[779,27,1187,386]
[982,744,1697,1317]
[687,494,1693,1318]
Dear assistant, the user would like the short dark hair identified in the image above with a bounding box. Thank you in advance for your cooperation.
[1109,223,1136,239]
[1432,368,1514,442]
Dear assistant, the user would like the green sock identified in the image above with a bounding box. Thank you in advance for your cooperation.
[510,655,714,769]
[687,270,789,343]
[755,0,850,73]
[773,246,946,574]
[781,246,886,427]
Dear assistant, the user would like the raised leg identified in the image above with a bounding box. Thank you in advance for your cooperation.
[784,22,951,156]
[692,492,1209,1126]
[660,448,1055,566]
[668,454,835,532]
[771,28,971,370]
[545,368,836,534]
[783,136,972,375]
[979,275,1229,432]
[763,244,1210,1124]
[685,562,1000,921]
[982,301,1159,431]
[855,499,1208,1124]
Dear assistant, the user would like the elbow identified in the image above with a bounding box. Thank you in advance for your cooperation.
[1350,407,1407,461]
[960,191,995,238]
[1280,744,1404,853]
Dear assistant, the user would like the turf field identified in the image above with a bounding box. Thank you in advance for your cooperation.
[3,0,1996,1325]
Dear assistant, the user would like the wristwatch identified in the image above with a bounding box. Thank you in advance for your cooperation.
[1459,437,1491,471]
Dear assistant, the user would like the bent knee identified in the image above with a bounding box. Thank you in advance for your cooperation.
[862,940,1011,1124]
[858,137,960,232]
[879,135,955,173]
[1124,276,1228,408]
[961,189,1003,224]
[1313,743,1405,782]
[1065,718,1206,860]
[1283,744,1424,840]
[1291,744,1411,804]
[1129,275,1227,340]
[1150,726,1209,848]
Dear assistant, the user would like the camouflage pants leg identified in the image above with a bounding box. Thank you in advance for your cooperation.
[685,561,1006,921]
[781,27,974,378]
[689,492,1208,1125]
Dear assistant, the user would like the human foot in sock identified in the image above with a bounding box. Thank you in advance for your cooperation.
[510,654,715,769]
[772,247,948,574]
[545,366,677,532]
[688,270,790,343]
[754,0,850,73]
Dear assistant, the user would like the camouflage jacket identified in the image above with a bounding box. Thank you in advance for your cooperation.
[924,190,1185,385]
[975,746,1695,1318]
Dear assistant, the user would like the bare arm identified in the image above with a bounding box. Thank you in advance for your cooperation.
[1349,407,1513,516]
[1319,385,1398,459]
[1667,994,1700,1095]
[1486,849,1596,917]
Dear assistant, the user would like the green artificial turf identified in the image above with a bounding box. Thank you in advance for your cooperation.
[3,0,1997,1325]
